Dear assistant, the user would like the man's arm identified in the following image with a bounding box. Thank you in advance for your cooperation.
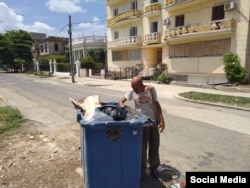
[119,97,127,108]
[154,101,165,133]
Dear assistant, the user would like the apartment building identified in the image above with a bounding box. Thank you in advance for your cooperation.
[106,0,250,84]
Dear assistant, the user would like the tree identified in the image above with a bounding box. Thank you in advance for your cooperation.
[0,33,13,69]
[87,48,106,64]
[222,52,247,84]
[0,30,34,72]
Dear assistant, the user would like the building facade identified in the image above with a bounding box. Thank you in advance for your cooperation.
[72,35,107,62]
[39,36,69,56]
[106,0,250,84]
[30,32,46,61]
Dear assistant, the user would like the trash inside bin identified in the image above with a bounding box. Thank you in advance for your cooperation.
[77,109,151,188]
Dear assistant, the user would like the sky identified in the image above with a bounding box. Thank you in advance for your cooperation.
[0,0,107,39]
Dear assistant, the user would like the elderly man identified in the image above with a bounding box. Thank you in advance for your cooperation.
[119,76,167,180]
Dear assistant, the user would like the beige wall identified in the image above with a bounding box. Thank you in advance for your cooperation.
[106,0,250,81]
[168,57,225,74]
[141,48,158,68]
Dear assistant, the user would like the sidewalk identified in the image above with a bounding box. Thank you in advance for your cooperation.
[56,75,250,98]
[59,76,250,135]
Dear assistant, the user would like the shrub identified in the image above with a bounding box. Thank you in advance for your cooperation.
[152,69,161,81]
[57,63,70,72]
[222,52,247,84]
[157,73,168,83]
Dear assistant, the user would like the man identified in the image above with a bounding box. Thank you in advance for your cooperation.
[119,76,166,180]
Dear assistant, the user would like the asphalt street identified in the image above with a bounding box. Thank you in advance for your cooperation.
[0,73,250,179]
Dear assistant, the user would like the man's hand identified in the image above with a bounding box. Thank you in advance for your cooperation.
[158,121,165,133]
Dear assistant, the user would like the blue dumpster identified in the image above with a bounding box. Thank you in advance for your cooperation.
[76,109,150,188]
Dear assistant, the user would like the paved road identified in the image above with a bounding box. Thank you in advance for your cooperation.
[0,73,250,179]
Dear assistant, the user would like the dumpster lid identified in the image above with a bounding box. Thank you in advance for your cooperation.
[77,110,153,129]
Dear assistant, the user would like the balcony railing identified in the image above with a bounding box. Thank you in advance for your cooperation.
[106,0,123,6]
[165,18,234,40]
[107,9,142,26]
[144,32,161,45]
[165,0,187,7]
[109,36,141,47]
[145,3,161,14]
[72,36,106,45]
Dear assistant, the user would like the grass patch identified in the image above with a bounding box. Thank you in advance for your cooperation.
[0,106,26,140]
[179,91,250,108]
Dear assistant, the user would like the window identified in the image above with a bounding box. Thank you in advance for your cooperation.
[130,27,137,36]
[112,51,121,61]
[131,1,137,10]
[169,38,230,58]
[112,50,128,61]
[40,45,44,53]
[151,0,158,3]
[203,39,230,56]
[169,44,189,58]
[114,31,119,39]
[113,8,118,16]
[175,15,184,27]
[45,43,48,53]
[151,22,158,33]
[212,5,224,21]
[54,43,59,52]
[129,49,140,60]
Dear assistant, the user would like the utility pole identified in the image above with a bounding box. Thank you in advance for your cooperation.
[68,15,75,83]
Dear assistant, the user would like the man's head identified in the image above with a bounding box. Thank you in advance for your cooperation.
[131,76,145,94]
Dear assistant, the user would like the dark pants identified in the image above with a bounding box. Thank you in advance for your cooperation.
[141,125,160,172]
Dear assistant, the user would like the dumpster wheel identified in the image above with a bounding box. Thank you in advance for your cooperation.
[106,126,123,141]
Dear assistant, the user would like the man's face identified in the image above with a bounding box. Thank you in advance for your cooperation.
[132,84,143,94]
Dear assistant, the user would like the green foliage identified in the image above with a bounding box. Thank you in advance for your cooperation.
[157,72,168,83]
[57,63,70,72]
[222,52,247,84]
[179,91,250,108]
[80,55,104,70]
[64,47,70,63]
[87,48,106,64]
[0,106,26,134]
[79,48,106,70]
[152,69,161,81]
[81,61,98,70]
[39,55,68,64]
[1,30,34,71]
[95,62,105,70]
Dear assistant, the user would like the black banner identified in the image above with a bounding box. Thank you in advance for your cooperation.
[186,172,250,188]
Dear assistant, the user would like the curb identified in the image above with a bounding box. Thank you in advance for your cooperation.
[174,94,250,111]
[215,85,250,93]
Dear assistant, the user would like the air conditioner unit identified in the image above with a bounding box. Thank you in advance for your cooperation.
[163,18,170,25]
[224,2,236,11]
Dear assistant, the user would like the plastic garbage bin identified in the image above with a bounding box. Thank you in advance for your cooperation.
[76,109,150,188]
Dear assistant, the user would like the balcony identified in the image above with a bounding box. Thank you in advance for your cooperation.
[165,0,206,10]
[106,0,123,6]
[109,36,141,48]
[72,36,106,45]
[144,32,161,45]
[144,3,161,16]
[107,9,142,27]
[165,0,188,6]
[164,18,235,41]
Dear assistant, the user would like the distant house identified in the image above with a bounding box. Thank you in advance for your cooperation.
[72,35,107,62]
[30,32,46,61]
[39,36,69,56]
